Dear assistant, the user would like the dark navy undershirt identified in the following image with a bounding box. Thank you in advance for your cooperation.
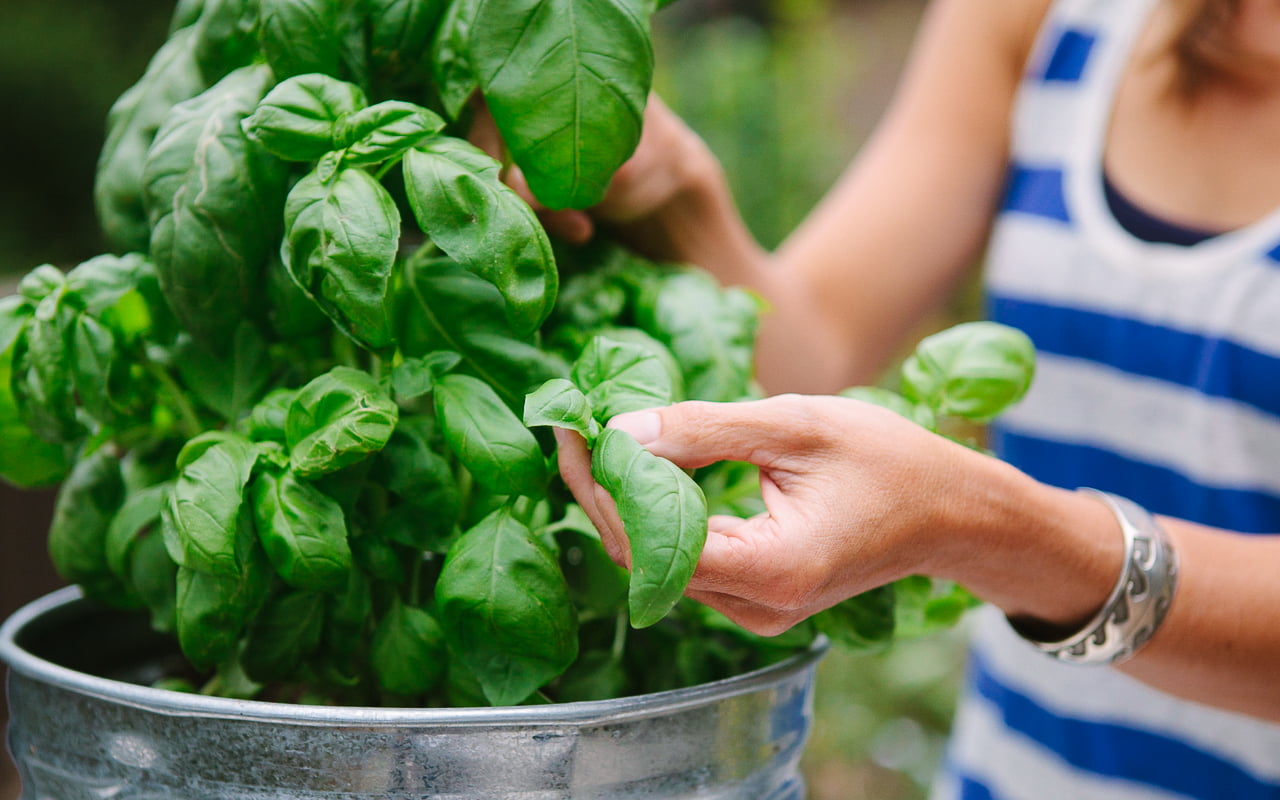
[1102,173,1223,246]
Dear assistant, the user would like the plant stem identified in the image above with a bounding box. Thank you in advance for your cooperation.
[143,357,202,438]
[611,609,628,662]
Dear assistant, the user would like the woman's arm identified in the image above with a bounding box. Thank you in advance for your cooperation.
[590,0,1052,393]
[556,397,1280,722]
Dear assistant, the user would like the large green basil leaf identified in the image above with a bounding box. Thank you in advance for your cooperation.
[281,166,401,351]
[175,542,271,670]
[470,0,653,210]
[371,598,447,695]
[591,427,707,628]
[0,297,68,487]
[166,431,260,577]
[571,334,675,424]
[143,64,287,351]
[522,378,598,444]
[403,138,557,335]
[95,28,207,253]
[636,270,760,402]
[900,321,1036,422]
[435,505,578,706]
[243,73,368,162]
[430,0,480,120]
[434,373,546,498]
[251,468,352,592]
[811,584,896,650]
[397,255,568,407]
[369,0,447,84]
[258,0,345,79]
[47,447,128,603]
[286,366,399,477]
[241,589,326,682]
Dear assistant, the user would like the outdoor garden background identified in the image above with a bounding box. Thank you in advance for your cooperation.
[0,1,980,797]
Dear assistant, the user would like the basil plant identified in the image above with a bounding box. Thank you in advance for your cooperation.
[0,0,1035,707]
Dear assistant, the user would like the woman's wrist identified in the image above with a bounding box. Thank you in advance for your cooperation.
[925,447,1125,634]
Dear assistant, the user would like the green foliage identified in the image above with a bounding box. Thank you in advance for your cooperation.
[1,0,1035,710]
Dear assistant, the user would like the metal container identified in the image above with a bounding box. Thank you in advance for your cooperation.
[2,587,826,799]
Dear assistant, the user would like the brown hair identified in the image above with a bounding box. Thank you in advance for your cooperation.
[1170,0,1264,97]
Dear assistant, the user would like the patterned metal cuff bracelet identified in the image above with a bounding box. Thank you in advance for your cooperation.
[1011,488,1178,666]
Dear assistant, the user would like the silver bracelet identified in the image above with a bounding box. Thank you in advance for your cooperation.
[1011,488,1178,666]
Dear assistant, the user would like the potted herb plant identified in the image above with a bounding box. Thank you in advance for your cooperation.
[0,0,1036,797]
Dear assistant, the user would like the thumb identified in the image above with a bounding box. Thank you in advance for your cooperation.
[607,396,829,470]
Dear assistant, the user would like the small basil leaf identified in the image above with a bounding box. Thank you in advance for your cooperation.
[243,387,297,444]
[435,504,578,706]
[372,598,448,695]
[48,447,128,604]
[12,287,83,443]
[430,0,480,120]
[390,351,462,400]
[0,298,69,488]
[403,138,557,335]
[592,428,707,628]
[243,73,368,162]
[811,584,896,650]
[839,386,937,431]
[900,321,1036,422]
[129,531,180,634]
[282,166,401,351]
[167,431,260,576]
[338,101,445,166]
[257,0,345,79]
[434,373,546,497]
[175,543,271,670]
[571,335,674,424]
[522,378,598,444]
[191,0,260,81]
[241,589,327,682]
[106,482,172,581]
[369,0,447,83]
[286,366,399,477]
[251,468,352,592]
[373,417,461,549]
[176,322,273,422]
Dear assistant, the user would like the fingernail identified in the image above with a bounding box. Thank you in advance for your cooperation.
[608,410,662,444]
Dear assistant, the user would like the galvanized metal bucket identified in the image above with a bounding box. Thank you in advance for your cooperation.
[2,587,826,799]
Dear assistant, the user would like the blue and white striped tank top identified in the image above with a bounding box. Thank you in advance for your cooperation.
[934,0,1280,797]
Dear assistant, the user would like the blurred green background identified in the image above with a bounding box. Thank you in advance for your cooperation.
[0,2,973,799]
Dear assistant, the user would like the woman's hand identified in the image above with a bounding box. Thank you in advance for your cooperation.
[554,395,974,635]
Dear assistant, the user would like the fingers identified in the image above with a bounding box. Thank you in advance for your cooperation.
[503,167,595,243]
[552,428,631,568]
[606,395,838,471]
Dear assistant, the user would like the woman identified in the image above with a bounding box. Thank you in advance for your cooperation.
[536,0,1280,796]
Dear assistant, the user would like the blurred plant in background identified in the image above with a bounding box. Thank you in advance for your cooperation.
[0,2,971,799]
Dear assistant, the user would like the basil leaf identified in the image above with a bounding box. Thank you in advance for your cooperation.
[403,138,558,335]
[900,321,1036,422]
[129,531,180,634]
[397,255,568,407]
[556,650,626,703]
[166,431,260,577]
[11,286,83,443]
[522,378,598,444]
[176,322,273,422]
[281,166,401,351]
[339,101,445,167]
[48,447,128,604]
[591,427,707,628]
[95,28,207,253]
[554,525,628,617]
[175,543,271,670]
[434,373,547,497]
[191,0,261,81]
[286,366,399,477]
[893,575,979,639]
[143,64,288,352]
[0,298,68,487]
[251,468,352,592]
[258,0,345,79]
[430,0,480,120]
[243,73,368,162]
[571,334,675,423]
[636,270,760,403]
[372,598,448,695]
[435,504,578,706]
[106,482,171,581]
[244,387,297,444]
[470,0,653,210]
[242,590,326,682]
[66,254,161,341]
[811,584,896,650]
[389,351,462,400]
[369,0,447,83]
[373,417,461,549]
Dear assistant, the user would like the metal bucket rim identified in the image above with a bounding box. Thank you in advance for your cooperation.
[1,586,828,728]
